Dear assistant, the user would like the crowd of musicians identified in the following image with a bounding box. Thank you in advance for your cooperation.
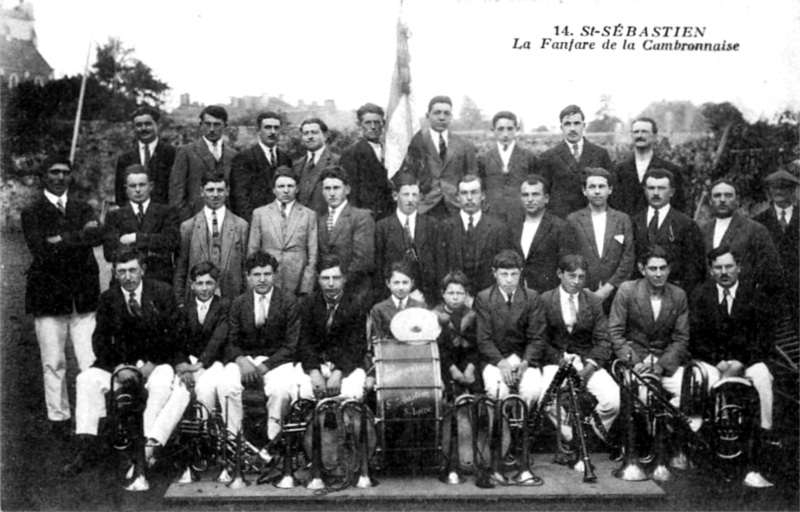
[22,96,798,489]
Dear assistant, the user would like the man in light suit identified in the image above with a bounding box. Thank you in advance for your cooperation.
[477,111,537,222]
[340,103,393,220]
[294,118,340,216]
[105,164,180,285]
[611,117,686,216]
[229,111,293,223]
[567,168,634,309]
[248,168,318,296]
[399,95,478,219]
[631,169,705,295]
[170,105,238,221]
[699,179,783,296]
[510,175,580,294]
[114,105,176,206]
[174,171,249,306]
[441,174,510,295]
[317,166,375,308]
[536,105,614,218]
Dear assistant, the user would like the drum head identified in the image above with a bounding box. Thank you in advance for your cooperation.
[390,308,441,343]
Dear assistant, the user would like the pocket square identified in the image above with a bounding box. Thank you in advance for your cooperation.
[614,234,624,244]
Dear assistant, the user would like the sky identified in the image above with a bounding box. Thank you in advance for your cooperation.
[13,0,800,129]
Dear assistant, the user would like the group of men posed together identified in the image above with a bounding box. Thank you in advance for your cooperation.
[22,94,797,488]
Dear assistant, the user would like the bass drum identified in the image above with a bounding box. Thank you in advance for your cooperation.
[374,340,443,468]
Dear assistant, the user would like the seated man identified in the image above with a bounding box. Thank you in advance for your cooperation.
[540,254,619,447]
[297,255,367,400]
[369,260,426,341]
[689,245,776,487]
[475,250,546,408]
[62,250,182,477]
[608,245,689,406]
[218,252,300,444]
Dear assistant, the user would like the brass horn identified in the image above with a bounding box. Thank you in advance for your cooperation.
[708,376,760,481]
[341,398,378,489]
[611,360,649,481]
[305,397,341,490]
[272,396,315,489]
[440,391,475,485]
[501,393,541,485]
[109,367,150,492]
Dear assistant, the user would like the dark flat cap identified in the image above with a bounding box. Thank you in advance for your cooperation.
[764,170,800,185]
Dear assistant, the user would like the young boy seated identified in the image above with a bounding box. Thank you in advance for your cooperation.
[433,271,481,397]
[369,260,427,341]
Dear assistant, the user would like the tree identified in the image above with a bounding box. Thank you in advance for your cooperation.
[93,37,169,106]
[699,101,745,137]
[586,94,622,133]
[455,96,486,130]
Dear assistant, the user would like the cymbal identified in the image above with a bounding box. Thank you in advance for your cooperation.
[390,307,441,343]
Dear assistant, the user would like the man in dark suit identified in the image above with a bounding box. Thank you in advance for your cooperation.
[631,168,705,295]
[611,118,686,216]
[540,255,619,445]
[170,105,238,220]
[294,118,340,215]
[754,170,799,332]
[511,175,580,293]
[477,111,537,222]
[104,164,180,285]
[22,155,103,432]
[62,250,182,477]
[218,252,300,442]
[689,246,775,487]
[375,173,442,305]
[318,166,375,307]
[536,105,614,218]
[340,103,393,220]
[114,105,176,206]
[475,250,547,408]
[699,179,783,296]
[297,255,367,400]
[608,245,689,406]
[441,174,510,295]
[229,111,292,222]
[567,168,635,308]
[399,95,478,219]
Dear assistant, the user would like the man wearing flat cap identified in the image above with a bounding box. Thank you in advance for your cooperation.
[755,169,799,332]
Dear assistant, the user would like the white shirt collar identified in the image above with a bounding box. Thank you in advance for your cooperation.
[460,210,482,229]
[139,138,158,154]
[122,281,144,303]
[130,199,151,214]
[430,128,448,146]
[329,199,347,215]
[44,189,67,208]
[717,281,739,302]
[565,137,584,153]
[254,287,274,302]
[308,147,325,164]
[196,296,213,308]
[203,205,226,229]
[279,200,295,217]
[392,295,407,309]
[647,204,670,226]
[258,140,277,160]
[497,140,516,153]
[774,204,794,219]
[396,209,417,225]
[203,137,220,153]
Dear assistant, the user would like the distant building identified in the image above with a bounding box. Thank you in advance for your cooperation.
[0,1,53,88]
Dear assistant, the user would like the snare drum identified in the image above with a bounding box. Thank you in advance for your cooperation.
[374,340,443,467]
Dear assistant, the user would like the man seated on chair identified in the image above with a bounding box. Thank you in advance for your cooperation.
[689,245,776,488]
[475,249,547,409]
[540,254,619,459]
[297,255,367,401]
[218,251,300,446]
[62,249,182,477]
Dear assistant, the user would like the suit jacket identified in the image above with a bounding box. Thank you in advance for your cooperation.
[229,143,292,222]
[754,206,799,301]
[536,139,614,218]
[475,285,547,367]
[611,155,686,216]
[294,147,340,215]
[248,201,318,295]
[567,207,635,291]
[22,194,103,316]
[631,206,705,295]
[368,296,426,340]
[699,211,783,294]
[433,303,479,373]
[92,280,182,372]
[510,212,580,294]
[689,280,774,368]
[176,295,230,367]
[374,212,442,303]
[399,130,478,215]
[318,203,375,298]
[477,144,537,222]
[608,279,689,375]
[174,209,249,306]
[226,287,300,370]
[114,139,177,205]
[540,287,611,367]
[298,291,366,375]
[340,139,393,220]
[440,213,511,294]
[103,202,180,284]
[169,139,238,220]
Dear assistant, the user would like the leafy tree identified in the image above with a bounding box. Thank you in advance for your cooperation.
[699,101,745,137]
[586,94,622,133]
[454,96,487,130]
[93,37,169,106]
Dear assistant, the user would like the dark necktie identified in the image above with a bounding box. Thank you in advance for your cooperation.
[779,209,788,232]
[506,292,513,309]
[325,300,337,333]
[270,148,277,167]
[280,202,288,223]
[211,210,221,265]
[720,288,731,316]
[403,216,413,245]
[327,208,335,233]
[137,203,145,226]
[397,298,405,311]
[143,143,151,168]
[128,292,143,317]
[438,133,447,161]
[306,153,315,172]
[572,143,580,161]
[648,209,659,242]
[467,214,474,235]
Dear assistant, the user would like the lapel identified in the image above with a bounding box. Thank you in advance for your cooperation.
[141,203,160,232]
[575,290,591,328]
[548,289,569,332]
[720,212,745,248]
[423,130,444,175]
[244,291,258,330]
[329,203,351,245]
[557,141,579,171]
[576,209,600,259]
[219,213,236,271]
[192,212,211,261]
[601,209,619,259]
[266,202,284,244]
[251,144,269,170]
[529,213,554,258]
[632,280,656,331]
[656,208,676,242]
[652,285,674,330]
[194,140,218,173]
[413,214,427,246]
[283,203,302,246]
[487,146,503,173]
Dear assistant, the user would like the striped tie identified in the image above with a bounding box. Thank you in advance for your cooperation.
[327,208,335,233]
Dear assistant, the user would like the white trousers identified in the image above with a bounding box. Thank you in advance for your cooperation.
[540,360,620,441]
[217,359,296,440]
[482,354,543,408]
[74,363,175,440]
[297,365,366,401]
[34,312,96,421]
[690,361,773,430]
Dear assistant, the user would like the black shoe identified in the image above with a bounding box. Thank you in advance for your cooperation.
[61,450,89,477]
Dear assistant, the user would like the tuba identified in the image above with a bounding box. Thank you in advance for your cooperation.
[175,393,218,483]
[439,391,476,484]
[708,376,760,481]
[270,396,315,488]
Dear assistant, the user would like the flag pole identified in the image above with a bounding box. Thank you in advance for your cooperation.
[70,40,93,165]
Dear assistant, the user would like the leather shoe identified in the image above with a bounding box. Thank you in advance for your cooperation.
[61,451,88,477]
